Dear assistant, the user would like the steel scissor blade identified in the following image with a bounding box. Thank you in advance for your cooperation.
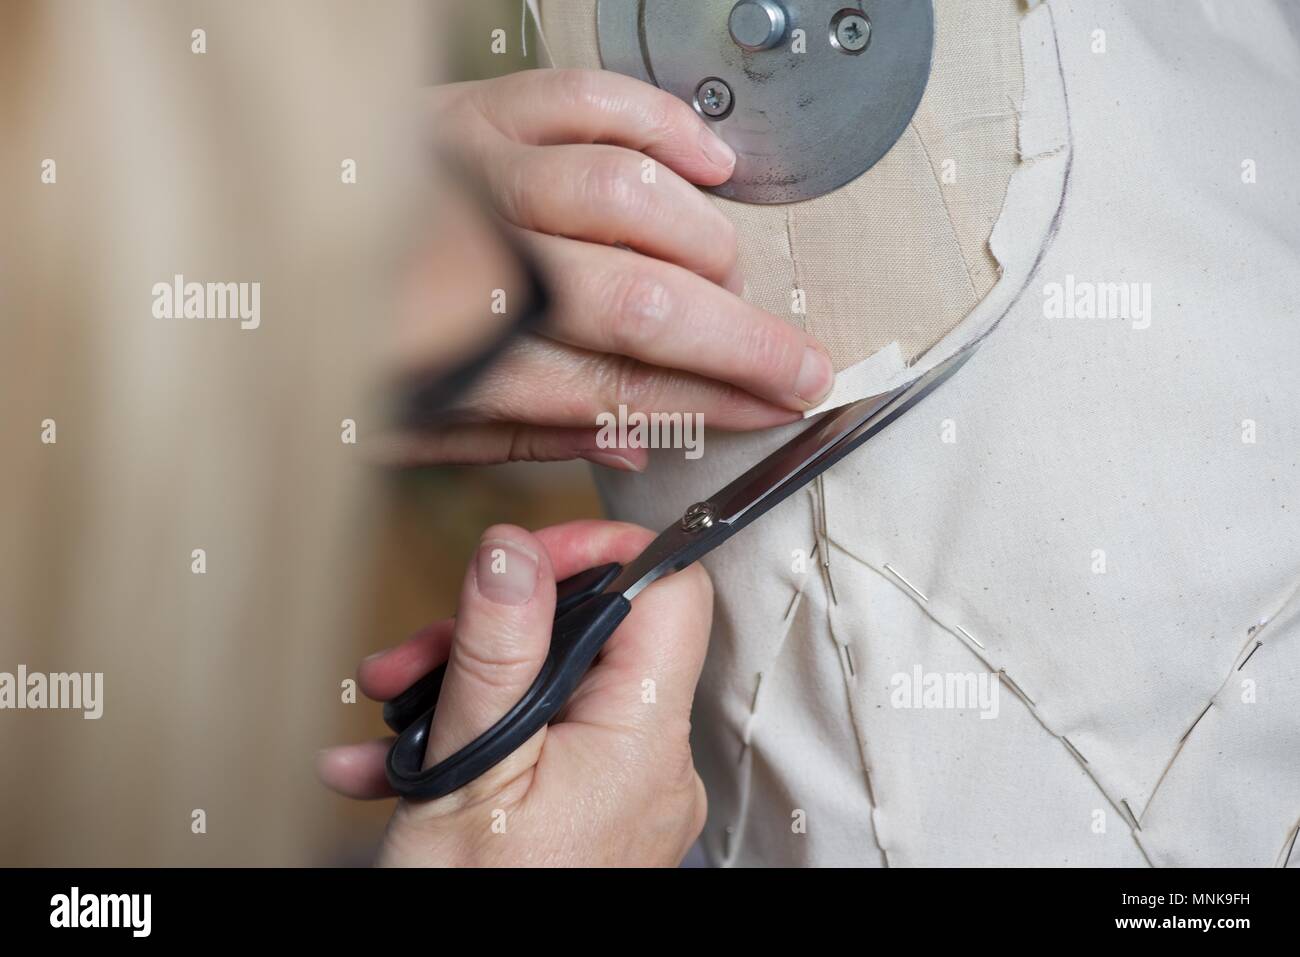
[716,339,979,525]
[386,341,979,801]
[611,341,980,600]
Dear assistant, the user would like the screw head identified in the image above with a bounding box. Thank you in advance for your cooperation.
[832,11,871,53]
[694,78,734,119]
[681,501,716,532]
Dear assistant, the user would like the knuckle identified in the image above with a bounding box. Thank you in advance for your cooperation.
[427,80,474,117]
[600,353,664,412]
[742,316,803,383]
[713,216,740,272]
[550,68,598,110]
[683,210,738,281]
[496,155,536,226]
[444,84,498,140]
[502,424,572,463]
[603,266,673,355]
[580,151,646,219]
[505,425,544,463]
[641,88,696,142]
[451,628,539,691]
[640,100,679,143]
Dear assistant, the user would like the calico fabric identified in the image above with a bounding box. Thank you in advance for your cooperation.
[540,0,1300,866]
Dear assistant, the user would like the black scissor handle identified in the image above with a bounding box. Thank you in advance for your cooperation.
[380,562,622,734]
[384,562,626,801]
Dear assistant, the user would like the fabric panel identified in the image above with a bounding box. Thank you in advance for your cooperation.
[595,0,1300,868]
[537,0,1025,368]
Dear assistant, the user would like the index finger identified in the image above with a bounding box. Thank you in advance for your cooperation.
[534,519,656,580]
[467,68,737,186]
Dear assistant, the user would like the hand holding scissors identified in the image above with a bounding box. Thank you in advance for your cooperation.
[384,344,977,801]
[317,519,714,866]
[320,345,975,865]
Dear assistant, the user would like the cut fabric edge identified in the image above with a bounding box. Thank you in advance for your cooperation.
[803,0,1072,417]
[536,0,1026,373]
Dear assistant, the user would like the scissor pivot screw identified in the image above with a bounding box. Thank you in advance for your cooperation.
[681,502,716,531]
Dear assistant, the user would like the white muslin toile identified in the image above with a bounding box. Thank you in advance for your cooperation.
[537,0,1300,866]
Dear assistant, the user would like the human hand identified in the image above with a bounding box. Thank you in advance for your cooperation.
[384,68,835,469]
[317,519,713,867]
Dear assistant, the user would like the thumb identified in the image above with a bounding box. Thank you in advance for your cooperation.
[425,524,557,767]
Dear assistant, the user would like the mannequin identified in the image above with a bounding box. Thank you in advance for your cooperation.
[537,0,1300,866]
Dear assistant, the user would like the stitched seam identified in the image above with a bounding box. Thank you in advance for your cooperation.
[782,206,808,335]
[721,587,806,867]
[722,493,818,867]
[1279,816,1300,869]
[820,482,890,867]
[908,121,981,302]
[1141,575,1300,821]
[826,604,891,867]
[806,4,1148,864]
[722,583,807,867]
[830,535,1154,865]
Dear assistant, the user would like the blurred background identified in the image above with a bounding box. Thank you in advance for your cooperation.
[0,0,601,865]
[348,1,602,864]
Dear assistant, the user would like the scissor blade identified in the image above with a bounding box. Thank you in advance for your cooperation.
[714,340,979,526]
[610,341,979,600]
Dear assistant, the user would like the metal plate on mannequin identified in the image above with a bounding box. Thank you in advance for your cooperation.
[596,0,935,204]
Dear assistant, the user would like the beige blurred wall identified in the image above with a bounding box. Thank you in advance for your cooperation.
[0,0,600,866]
[349,0,604,865]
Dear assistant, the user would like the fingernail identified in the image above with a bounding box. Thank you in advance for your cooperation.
[475,539,539,606]
[581,450,644,472]
[699,128,736,171]
[361,648,389,663]
[794,347,834,405]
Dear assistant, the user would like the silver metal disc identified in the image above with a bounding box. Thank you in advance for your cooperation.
[597,0,935,204]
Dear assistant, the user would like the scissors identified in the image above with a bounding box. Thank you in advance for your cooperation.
[385,341,979,800]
